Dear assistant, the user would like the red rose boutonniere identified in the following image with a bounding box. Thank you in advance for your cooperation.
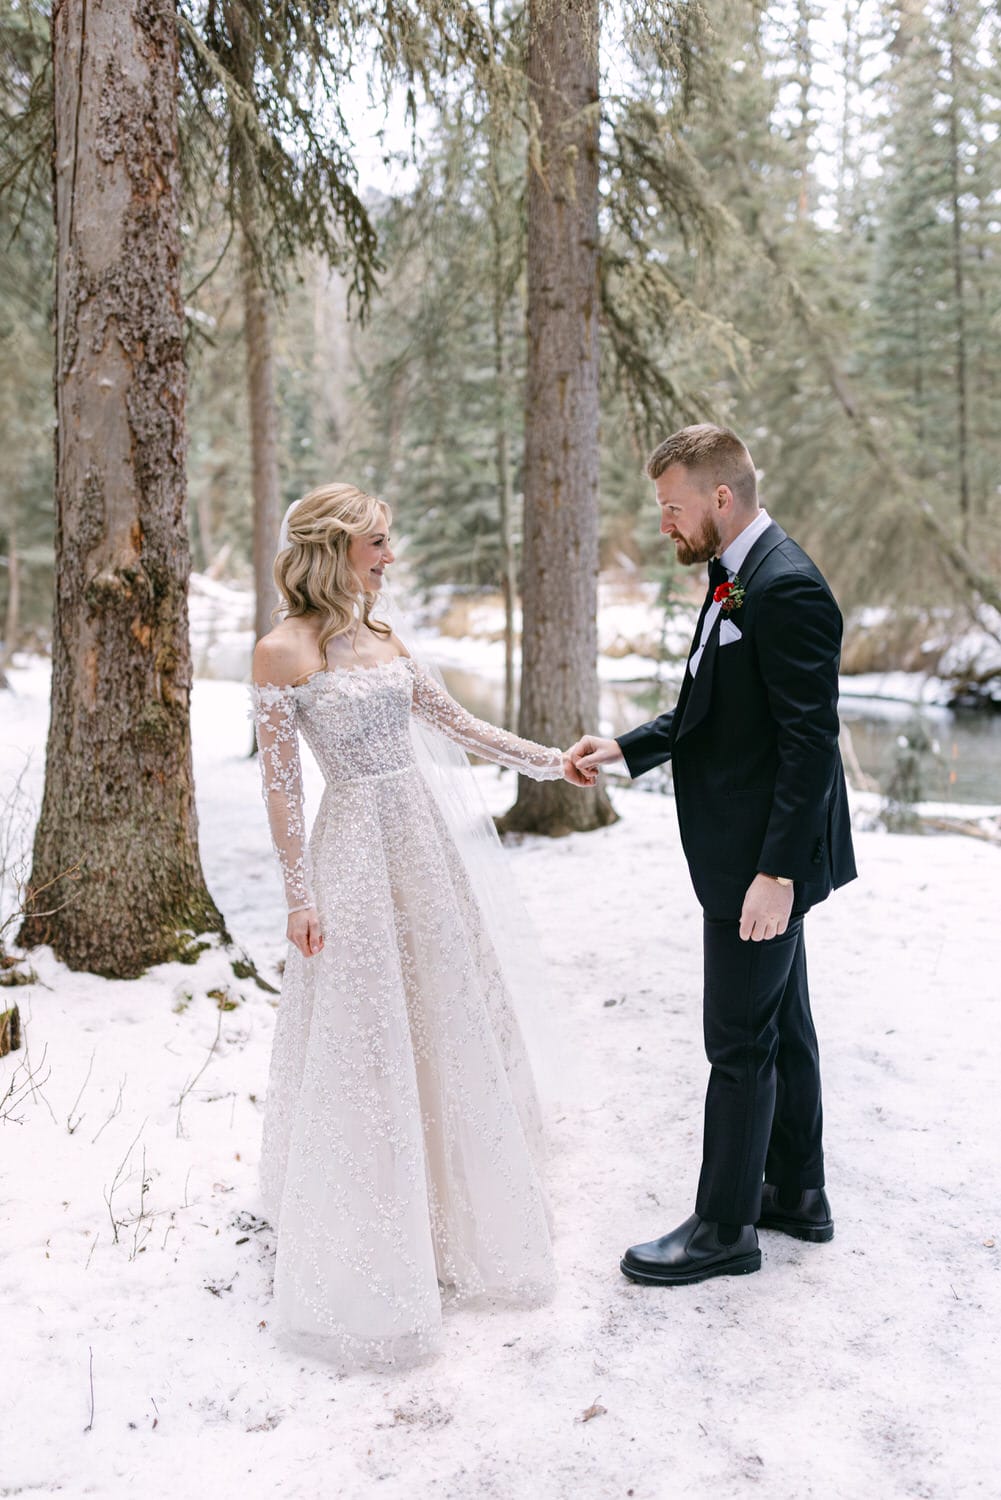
[713,575,746,613]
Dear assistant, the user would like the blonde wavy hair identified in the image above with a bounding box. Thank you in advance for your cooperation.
[274,483,393,658]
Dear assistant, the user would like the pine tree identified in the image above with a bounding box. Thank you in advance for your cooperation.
[497,0,614,835]
[178,0,388,648]
[20,0,225,976]
[0,0,56,666]
[869,0,1001,569]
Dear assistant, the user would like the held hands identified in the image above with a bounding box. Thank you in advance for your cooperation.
[739,874,794,943]
[563,735,624,787]
[287,906,324,958]
[561,739,793,942]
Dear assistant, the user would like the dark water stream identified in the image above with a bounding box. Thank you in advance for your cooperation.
[441,668,1001,807]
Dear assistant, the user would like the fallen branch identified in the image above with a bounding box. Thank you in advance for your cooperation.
[920,814,1001,844]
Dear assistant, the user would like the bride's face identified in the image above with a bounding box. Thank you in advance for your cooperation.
[348,510,394,592]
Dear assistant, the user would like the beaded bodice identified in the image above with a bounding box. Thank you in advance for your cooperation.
[250,655,563,913]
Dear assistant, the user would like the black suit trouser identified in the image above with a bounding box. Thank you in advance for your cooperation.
[695,914,825,1225]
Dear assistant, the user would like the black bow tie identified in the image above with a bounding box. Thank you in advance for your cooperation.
[708,557,729,591]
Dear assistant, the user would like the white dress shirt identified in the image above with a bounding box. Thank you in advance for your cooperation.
[689,508,772,677]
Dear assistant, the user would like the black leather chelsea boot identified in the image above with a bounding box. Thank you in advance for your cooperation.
[620,1214,761,1286]
[755,1185,834,1243]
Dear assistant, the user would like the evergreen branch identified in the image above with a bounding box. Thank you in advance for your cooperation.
[183,217,237,303]
[722,137,1001,628]
[177,9,381,310]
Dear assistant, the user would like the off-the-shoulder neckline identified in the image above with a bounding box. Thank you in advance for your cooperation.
[253,655,414,695]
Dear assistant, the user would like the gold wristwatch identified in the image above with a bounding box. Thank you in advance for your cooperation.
[768,875,792,887]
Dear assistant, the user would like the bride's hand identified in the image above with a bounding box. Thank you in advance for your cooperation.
[563,748,597,786]
[569,735,623,776]
[287,907,324,958]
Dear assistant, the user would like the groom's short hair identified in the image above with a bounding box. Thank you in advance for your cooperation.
[646,425,758,508]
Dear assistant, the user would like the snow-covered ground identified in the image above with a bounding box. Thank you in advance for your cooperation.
[1,661,999,1500]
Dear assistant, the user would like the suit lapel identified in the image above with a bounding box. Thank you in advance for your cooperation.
[671,575,717,742]
[674,522,788,744]
[675,610,723,742]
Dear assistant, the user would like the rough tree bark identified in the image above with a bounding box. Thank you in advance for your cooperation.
[20,0,225,976]
[498,0,615,835]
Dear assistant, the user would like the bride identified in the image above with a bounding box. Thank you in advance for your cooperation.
[250,481,582,1368]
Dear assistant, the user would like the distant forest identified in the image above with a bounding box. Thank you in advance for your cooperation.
[3,0,1000,643]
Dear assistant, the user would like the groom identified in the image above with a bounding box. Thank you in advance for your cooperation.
[569,424,856,1285]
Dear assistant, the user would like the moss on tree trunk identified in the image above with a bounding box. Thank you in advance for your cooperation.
[20,0,226,977]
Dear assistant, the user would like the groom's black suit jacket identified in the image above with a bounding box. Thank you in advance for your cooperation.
[618,521,857,919]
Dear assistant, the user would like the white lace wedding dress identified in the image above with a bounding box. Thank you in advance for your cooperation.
[250,654,563,1367]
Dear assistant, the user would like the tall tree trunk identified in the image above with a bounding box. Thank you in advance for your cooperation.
[227,3,282,649]
[499,0,615,835]
[243,249,282,646]
[313,258,349,465]
[484,25,518,732]
[793,1,813,221]
[194,481,215,572]
[2,509,20,673]
[944,3,971,549]
[836,1,862,232]
[493,330,517,734]
[20,0,225,976]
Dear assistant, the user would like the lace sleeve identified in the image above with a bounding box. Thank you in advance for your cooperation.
[250,683,315,913]
[409,662,564,781]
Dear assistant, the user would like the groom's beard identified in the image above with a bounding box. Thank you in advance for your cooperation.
[673,514,723,567]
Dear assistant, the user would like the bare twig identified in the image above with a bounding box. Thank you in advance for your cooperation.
[83,1346,95,1433]
[15,858,85,929]
[102,1121,147,1245]
[175,1005,224,1139]
[1,1038,53,1125]
[66,1049,95,1134]
[90,1075,126,1144]
[23,1033,55,1122]
[130,1146,153,1261]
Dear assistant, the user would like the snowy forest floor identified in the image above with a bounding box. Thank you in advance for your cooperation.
[1,661,999,1500]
